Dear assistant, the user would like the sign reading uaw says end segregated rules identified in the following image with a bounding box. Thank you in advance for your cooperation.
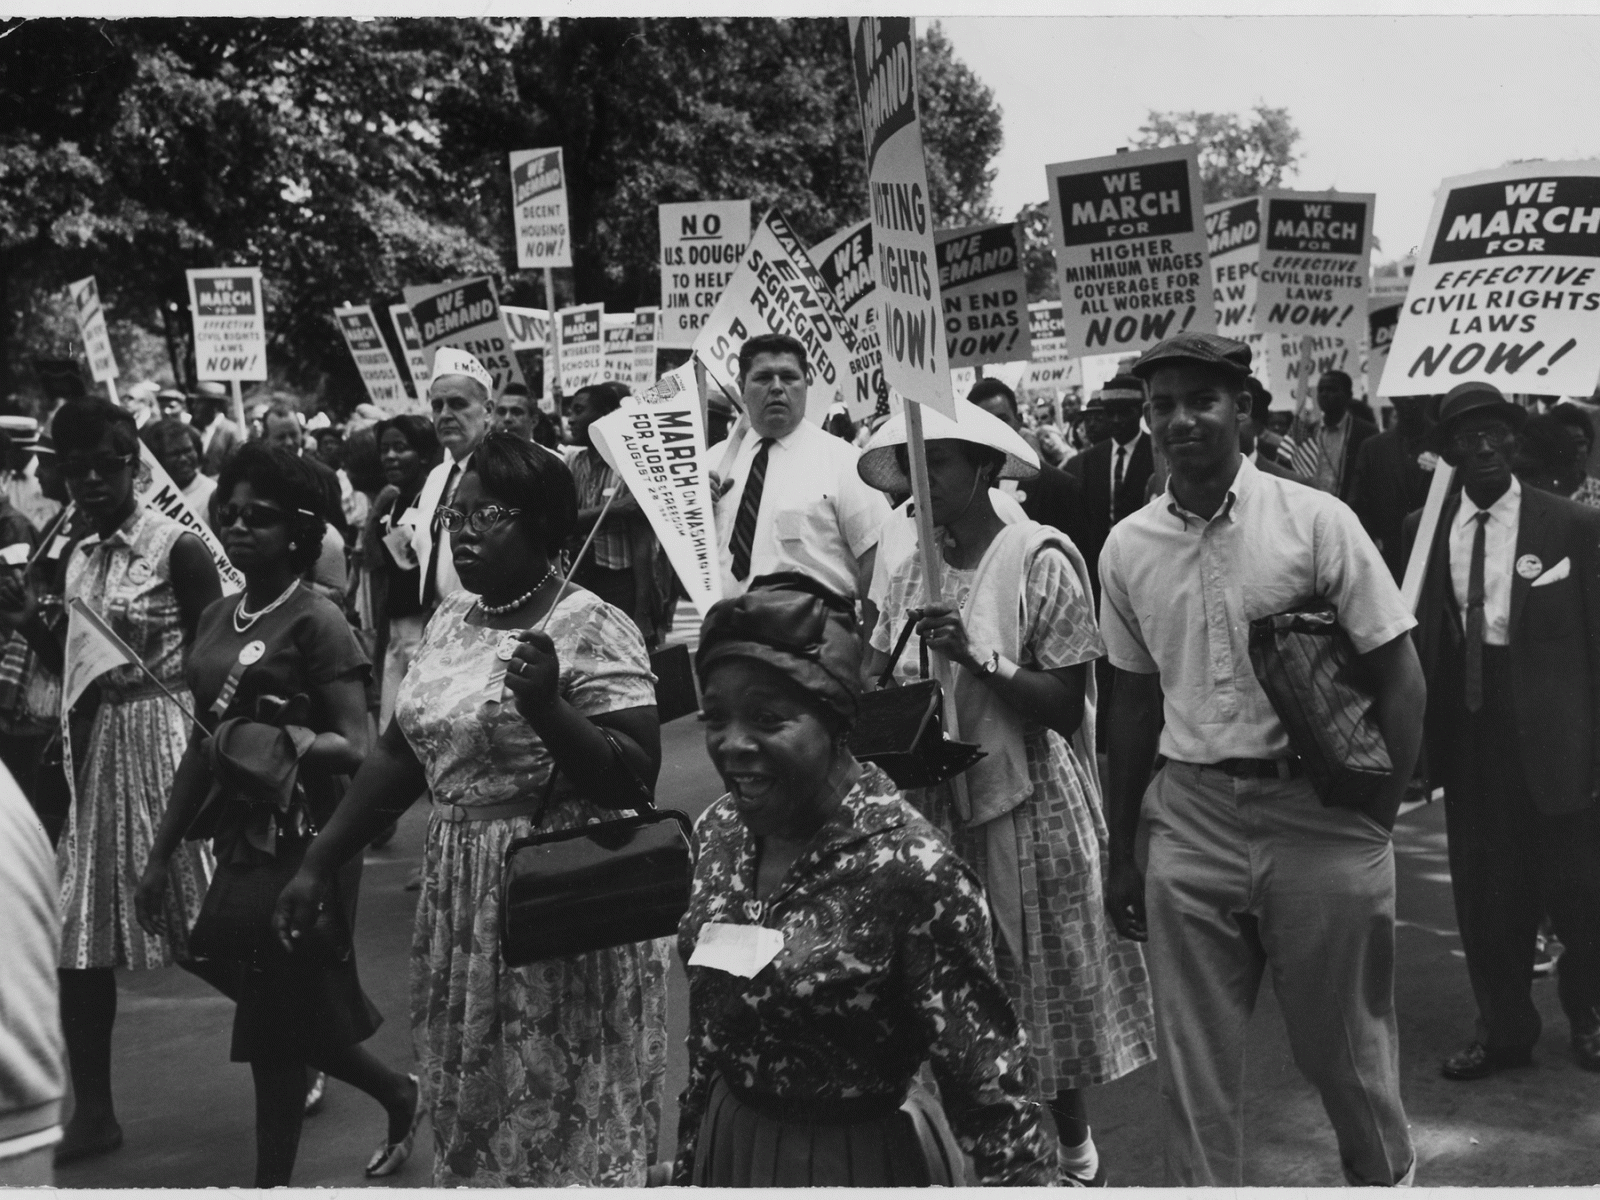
[1382,160,1600,397]
[1045,145,1215,358]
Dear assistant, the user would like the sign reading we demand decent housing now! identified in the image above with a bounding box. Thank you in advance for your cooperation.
[1382,159,1600,397]
[849,17,954,417]
[1046,145,1216,358]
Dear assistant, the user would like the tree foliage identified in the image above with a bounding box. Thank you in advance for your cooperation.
[1133,104,1301,204]
[0,16,1003,412]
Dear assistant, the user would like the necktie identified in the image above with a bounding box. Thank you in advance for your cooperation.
[729,438,774,582]
[422,460,462,608]
[1111,445,1126,521]
[1464,511,1489,714]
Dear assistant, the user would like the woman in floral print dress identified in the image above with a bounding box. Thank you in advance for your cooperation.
[277,434,667,1186]
[860,402,1155,1184]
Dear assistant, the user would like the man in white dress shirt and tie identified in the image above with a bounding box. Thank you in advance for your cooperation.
[710,333,889,605]
[407,348,494,612]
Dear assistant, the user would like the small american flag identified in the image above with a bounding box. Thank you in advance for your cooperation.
[1279,336,1325,477]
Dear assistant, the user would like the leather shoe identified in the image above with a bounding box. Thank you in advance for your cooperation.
[1573,1027,1600,1071]
[1440,1041,1532,1081]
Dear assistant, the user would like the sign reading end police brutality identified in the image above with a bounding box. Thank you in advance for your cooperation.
[1045,145,1215,357]
[659,200,751,349]
[1381,160,1600,397]
[849,17,954,416]
[509,148,572,269]
[403,276,525,398]
[187,268,268,380]
[810,220,888,418]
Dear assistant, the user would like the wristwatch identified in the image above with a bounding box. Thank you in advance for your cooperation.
[976,649,1001,678]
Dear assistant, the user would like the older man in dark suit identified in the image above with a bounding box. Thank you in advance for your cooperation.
[1073,376,1152,596]
[1405,381,1600,1080]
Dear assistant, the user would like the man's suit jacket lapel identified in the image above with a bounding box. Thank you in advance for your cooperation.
[1509,488,1557,640]
[411,458,453,604]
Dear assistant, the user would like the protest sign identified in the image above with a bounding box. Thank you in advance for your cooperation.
[387,303,431,397]
[848,17,954,417]
[694,209,862,422]
[633,307,659,388]
[1257,190,1374,346]
[602,313,635,387]
[810,219,888,418]
[502,306,550,350]
[659,200,751,348]
[1262,331,1355,406]
[935,221,1031,368]
[1381,160,1600,396]
[1366,277,1409,400]
[509,147,572,269]
[402,276,525,397]
[187,267,268,381]
[1205,196,1263,341]
[1045,145,1214,358]
[633,361,698,406]
[588,398,721,618]
[1021,302,1074,393]
[557,303,605,393]
[136,443,243,594]
[67,276,119,383]
[334,304,410,412]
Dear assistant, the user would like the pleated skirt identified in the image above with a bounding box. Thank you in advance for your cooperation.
[691,1075,967,1187]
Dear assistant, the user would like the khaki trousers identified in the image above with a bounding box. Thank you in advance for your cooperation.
[1141,760,1414,1186]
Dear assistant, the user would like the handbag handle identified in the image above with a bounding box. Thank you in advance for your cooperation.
[876,614,931,690]
[529,725,656,830]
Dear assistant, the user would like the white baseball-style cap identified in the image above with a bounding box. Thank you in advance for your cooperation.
[430,347,493,393]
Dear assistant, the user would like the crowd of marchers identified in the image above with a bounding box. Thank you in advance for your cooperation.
[0,328,1595,1187]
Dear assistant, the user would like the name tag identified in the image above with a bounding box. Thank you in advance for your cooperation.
[687,921,784,978]
[48,535,70,560]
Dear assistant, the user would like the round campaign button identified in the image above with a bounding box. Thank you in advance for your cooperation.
[496,632,521,662]
[1516,554,1543,580]
[127,560,152,585]
[239,640,266,666]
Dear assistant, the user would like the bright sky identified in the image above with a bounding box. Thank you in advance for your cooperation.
[941,15,1600,265]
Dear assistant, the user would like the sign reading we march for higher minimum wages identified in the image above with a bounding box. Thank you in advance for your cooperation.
[1381,160,1600,397]
[849,17,954,417]
[1045,145,1215,358]
[509,148,572,269]
[187,267,268,380]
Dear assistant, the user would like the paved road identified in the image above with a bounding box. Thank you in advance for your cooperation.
[57,736,1600,1187]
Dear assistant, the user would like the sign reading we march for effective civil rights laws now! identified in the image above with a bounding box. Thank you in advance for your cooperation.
[1381,160,1600,397]
[1256,190,1374,344]
[68,276,119,383]
[935,221,1031,369]
[403,276,525,397]
[509,147,572,269]
[659,200,751,349]
[334,304,410,413]
[849,17,955,417]
[187,267,268,380]
[1045,145,1216,358]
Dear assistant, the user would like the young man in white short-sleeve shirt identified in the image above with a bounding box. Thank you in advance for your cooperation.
[710,334,889,603]
[1098,332,1425,1188]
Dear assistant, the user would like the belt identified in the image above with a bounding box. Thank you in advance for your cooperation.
[1197,757,1303,780]
[434,796,546,824]
[723,1077,905,1126]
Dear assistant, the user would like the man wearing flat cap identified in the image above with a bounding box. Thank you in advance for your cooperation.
[1099,331,1423,1186]
[1403,381,1600,1081]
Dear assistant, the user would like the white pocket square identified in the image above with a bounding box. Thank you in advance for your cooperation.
[1532,557,1571,587]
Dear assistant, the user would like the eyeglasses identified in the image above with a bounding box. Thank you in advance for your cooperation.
[1449,427,1515,454]
[61,454,134,481]
[435,504,521,535]
[216,502,293,530]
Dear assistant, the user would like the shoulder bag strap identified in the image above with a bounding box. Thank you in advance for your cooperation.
[876,615,922,690]
[530,725,656,828]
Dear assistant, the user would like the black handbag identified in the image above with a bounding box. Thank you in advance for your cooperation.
[500,729,696,967]
[849,617,985,790]
[1248,599,1397,827]
[188,830,352,967]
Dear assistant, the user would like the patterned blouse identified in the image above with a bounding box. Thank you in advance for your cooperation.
[675,766,1053,1186]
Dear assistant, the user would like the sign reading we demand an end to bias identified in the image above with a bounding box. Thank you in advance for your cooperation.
[1046,145,1215,358]
[935,221,1031,369]
[1382,160,1600,397]
[403,276,525,397]
[849,17,954,417]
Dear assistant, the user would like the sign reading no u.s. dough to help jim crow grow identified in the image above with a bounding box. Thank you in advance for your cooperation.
[1381,160,1600,396]
[849,16,954,416]
[1045,145,1215,358]
[659,200,751,349]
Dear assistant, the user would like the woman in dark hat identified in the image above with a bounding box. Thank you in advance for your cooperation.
[676,575,1054,1186]
[134,444,419,1185]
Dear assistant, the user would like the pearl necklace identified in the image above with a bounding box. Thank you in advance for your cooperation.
[233,580,300,633]
[475,565,557,616]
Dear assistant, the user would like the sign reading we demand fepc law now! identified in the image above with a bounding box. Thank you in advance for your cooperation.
[1046,145,1216,358]
[1381,160,1600,397]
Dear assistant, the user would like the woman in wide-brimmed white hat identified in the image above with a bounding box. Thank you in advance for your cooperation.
[858,399,1154,1185]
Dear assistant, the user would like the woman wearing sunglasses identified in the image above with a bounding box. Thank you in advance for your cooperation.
[0,399,222,1166]
[275,432,668,1187]
[133,444,418,1185]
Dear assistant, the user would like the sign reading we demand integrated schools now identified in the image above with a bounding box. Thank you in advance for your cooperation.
[1046,145,1215,358]
[1382,159,1600,397]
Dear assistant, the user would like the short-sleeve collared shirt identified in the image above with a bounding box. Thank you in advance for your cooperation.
[1098,455,1415,763]
[712,419,890,600]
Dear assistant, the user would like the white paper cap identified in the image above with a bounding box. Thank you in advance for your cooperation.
[430,347,493,394]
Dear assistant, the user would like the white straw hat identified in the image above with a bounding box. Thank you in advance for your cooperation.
[857,400,1039,493]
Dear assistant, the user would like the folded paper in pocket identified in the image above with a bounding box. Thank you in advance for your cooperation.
[1532,556,1571,588]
